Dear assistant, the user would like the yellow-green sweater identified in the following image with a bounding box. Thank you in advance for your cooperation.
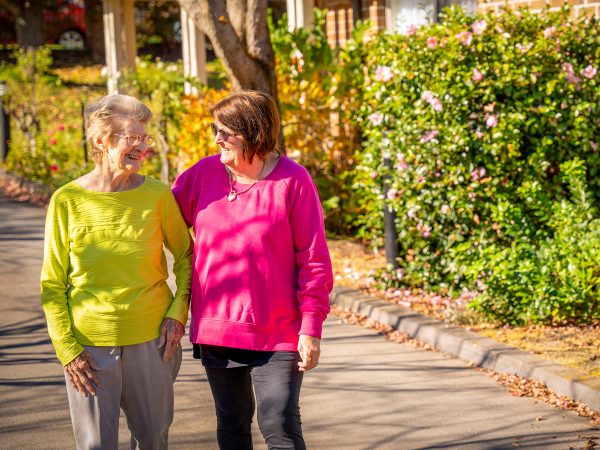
[40,177,193,365]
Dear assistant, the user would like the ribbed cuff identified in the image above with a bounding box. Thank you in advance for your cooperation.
[299,312,324,339]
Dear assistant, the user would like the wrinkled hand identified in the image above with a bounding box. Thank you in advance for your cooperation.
[64,351,100,396]
[158,317,185,362]
[297,335,321,372]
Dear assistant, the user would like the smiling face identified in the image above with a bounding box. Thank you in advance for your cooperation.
[100,119,149,173]
[213,121,245,168]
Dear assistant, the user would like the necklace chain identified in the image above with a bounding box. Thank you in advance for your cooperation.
[226,160,266,201]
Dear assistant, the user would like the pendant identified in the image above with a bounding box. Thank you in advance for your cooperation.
[228,191,237,202]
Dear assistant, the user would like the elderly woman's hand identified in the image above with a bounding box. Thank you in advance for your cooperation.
[158,317,185,362]
[64,351,101,396]
[297,335,321,372]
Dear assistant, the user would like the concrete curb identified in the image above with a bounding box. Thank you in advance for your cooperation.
[330,285,600,412]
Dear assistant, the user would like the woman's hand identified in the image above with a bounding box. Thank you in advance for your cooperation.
[64,351,100,396]
[158,317,185,362]
[297,335,321,372]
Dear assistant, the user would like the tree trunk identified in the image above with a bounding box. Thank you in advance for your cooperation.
[84,0,105,62]
[177,0,285,151]
[14,0,44,49]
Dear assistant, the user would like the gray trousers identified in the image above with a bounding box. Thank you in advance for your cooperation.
[64,338,182,450]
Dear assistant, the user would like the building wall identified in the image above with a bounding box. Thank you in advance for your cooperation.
[477,0,599,18]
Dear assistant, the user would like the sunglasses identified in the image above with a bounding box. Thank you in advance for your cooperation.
[210,123,234,142]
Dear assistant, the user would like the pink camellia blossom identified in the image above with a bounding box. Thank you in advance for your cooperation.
[543,26,556,39]
[485,114,498,128]
[440,204,451,215]
[426,36,438,49]
[421,90,434,103]
[387,188,399,200]
[582,65,597,79]
[562,62,574,73]
[49,138,58,145]
[430,98,443,112]
[56,124,66,131]
[420,130,439,143]
[397,160,409,171]
[456,31,473,46]
[416,223,432,238]
[565,72,581,84]
[472,68,484,82]
[368,112,384,126]
[472,20,487,35]
[471,167,487,181]
[374,65,393,82]
[50,165,59,172]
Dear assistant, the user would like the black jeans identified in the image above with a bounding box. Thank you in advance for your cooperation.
[204,351,305,450]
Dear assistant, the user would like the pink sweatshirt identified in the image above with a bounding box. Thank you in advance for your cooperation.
[172,155,333,351]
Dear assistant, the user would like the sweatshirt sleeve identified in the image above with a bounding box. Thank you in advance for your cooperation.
[40,194,84,366]
[171,167,196,228]
[162,189,193,326]
[289,168,334,339]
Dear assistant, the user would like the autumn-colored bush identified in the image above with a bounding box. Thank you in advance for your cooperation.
[355,6,599,324]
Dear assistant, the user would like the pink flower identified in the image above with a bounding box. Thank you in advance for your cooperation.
[370,171,378,179]
[440,204,451,215]
[472,20,487,35]
[543,26,556,39]
[430,98,443,112]
[456,31,473,46]
[485,114,498,128]
[416,223,432,238]
[47,130,54,136]
[426,36,438,49]
[471,167,487,180]
[56,124,65,131]
[421,90,434,103]
[406,24,417,36]
[368,112,384,126]
[591,141,598,151]
[562,62,574,73]
[420,130,439,143]
[49,138,58,145]
[565,72,581,84]
[472,68,484,82]
[50,165,59,172]
[387,188,399,200]
[397,160,409,171]
[582,65,597,79]
[374,65,393,82]
[475,130,485,139]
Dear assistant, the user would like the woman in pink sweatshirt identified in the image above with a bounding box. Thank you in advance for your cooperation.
[172,90,333,449]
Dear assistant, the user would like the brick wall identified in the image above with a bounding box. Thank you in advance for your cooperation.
[478,0,599,17]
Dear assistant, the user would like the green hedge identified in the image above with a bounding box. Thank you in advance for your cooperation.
[354,6,599,324]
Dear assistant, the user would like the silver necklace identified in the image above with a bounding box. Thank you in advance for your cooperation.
[226,160,266,202]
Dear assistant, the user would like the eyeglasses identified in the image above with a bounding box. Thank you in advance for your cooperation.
[210,123,234,142]
[113,133,155,147]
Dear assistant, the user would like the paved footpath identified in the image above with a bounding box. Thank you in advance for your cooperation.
[0,193,597,450]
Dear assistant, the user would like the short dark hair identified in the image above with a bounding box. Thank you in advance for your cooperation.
[210,90,280,163]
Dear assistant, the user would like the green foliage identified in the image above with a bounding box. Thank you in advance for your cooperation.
[354,6,600,324]
[1,47,93,188]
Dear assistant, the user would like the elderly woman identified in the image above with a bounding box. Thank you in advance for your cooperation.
[41,94,192,450]
[172,90,333,450]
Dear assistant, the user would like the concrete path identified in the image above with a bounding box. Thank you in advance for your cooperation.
[0,193,597,450]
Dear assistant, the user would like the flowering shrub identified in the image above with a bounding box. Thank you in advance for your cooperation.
[355,6,599,324]
[1,48,95,188]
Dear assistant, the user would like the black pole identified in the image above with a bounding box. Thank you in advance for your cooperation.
[383,154,399,268]
[81,97,88,163]
[0,81,10,163]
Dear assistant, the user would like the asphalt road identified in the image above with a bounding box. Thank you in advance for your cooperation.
[0,193,596,450]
